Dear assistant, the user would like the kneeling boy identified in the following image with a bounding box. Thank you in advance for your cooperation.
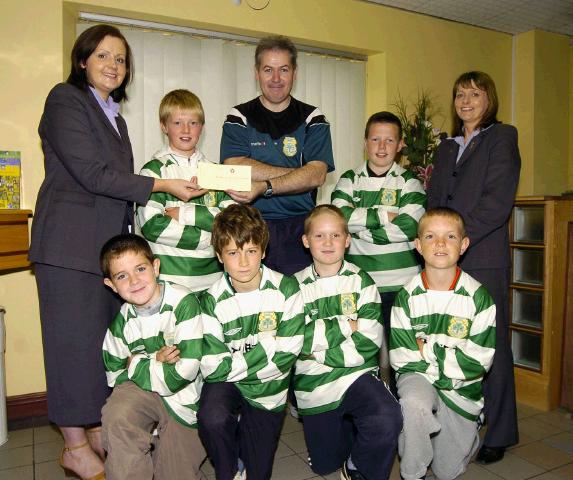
[100,234,206,480]
[198,204,305,480]
[390,208,496,480]
[294,205,402,480]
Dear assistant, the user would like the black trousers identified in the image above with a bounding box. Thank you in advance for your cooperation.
[380,291,398,396]
[465,267,519,448]
[197,382,285,480]
[301,373,402,479]
[263,215,312,275]
[35,263,120,425]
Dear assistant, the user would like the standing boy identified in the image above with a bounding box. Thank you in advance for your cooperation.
[221,35,335,275]
[331,111,426,391]
[138,89,234,291]
[294,205,402,480]
[198,204,305,480]
[100,234,206,480]
[389,208,496,480]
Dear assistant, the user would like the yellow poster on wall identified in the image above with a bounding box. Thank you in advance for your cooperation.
[0,151,21,209]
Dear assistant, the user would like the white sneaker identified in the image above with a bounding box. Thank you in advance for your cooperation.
[233,467,247,479]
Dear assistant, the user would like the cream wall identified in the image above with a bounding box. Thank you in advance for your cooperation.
[0,0,569,397]
[514,30,571,196]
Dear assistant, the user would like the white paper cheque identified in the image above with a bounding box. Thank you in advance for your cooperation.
[197,163,252,191]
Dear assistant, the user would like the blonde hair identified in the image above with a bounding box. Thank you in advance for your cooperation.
[304,205,349,235]
[159,89,205,125]
[418,207,467,238]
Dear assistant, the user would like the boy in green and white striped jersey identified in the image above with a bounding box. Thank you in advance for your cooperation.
[100,234,206,480]
[294,205,402,480]
[390,208,496,480]
[198,204,305,480]
[137,89,234,292]
[331,112,426,393]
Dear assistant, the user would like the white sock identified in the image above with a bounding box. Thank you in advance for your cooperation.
[347,456,357,471]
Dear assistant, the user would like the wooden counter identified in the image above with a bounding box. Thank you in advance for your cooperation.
[0,209,32,271]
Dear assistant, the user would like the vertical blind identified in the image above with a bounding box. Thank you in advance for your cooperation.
[77,22,366,204]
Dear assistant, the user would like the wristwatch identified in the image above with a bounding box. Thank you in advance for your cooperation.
[263,180,273,198]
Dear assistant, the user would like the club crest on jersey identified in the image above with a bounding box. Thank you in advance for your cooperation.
[258,311,278,332]
[283,137,297,157]
[203,190,217,207]
[448,317,470,339]
[381,189,397,206]
[340,293,357,315]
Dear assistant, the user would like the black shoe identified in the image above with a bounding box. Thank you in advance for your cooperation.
[340,461,366,480]
[475,446,505,464]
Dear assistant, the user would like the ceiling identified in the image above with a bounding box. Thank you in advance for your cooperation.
[361,0,573,40]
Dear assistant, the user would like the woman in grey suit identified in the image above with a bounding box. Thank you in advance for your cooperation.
[427,71,520,465]
[30,25,196,479]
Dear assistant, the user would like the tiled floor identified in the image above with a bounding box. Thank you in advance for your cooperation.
[1,403,572,479]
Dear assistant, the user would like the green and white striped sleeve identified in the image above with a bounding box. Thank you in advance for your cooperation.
[389,286,432,375]
[103,308,132,387]
[314,272,382,369]
[137,159,208,250]
[354,173,426,245]
[104,293,203,396]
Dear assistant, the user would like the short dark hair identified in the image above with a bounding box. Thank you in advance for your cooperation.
[67,24,133,103]
[100,234,154,278]
[364,111,403,139]
[255,35,297,70]
[451,71,499,137]
[304,204,349,235]
[418,207,467,238]
[212,204,269,255]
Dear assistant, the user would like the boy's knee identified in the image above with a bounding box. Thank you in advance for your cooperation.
[367,407,403,445]
[399,394,431,417]
[197,403,235,432]
[102,396,130,431]
[388,405,404,437]
[102,387,155,439]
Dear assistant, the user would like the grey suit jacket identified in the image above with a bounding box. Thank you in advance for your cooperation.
[30,83,154,275]
[427,123,521,270]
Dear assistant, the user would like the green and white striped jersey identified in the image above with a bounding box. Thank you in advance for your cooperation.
[137,147,234,292]
[293,262,383,415]
[389,270,496,420]
[200,265,305,412]
[103,281,204,427]
[331,162,426,293]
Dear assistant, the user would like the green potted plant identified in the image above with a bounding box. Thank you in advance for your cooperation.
[393,91,446,189]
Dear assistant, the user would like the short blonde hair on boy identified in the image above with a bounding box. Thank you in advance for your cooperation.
[417,207,467,238]
[304,204,349,235]
[159,89,205,125]
[212,204,269,255]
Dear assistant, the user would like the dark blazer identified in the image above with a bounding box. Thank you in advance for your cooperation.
[30,83,154,275]
[427,123,521,270]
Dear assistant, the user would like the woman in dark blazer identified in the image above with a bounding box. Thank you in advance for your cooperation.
[427,71,520,464]
[30,25,195,479]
